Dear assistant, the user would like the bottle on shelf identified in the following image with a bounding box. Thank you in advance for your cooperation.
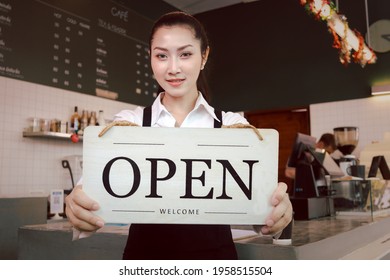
[89,111,97,126]
[70,106,81,134]
[79,110,89,135]
[97,110,106,126]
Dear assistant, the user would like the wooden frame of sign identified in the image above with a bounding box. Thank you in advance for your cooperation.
[83,126,279,225]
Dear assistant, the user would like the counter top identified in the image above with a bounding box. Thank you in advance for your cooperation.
[233,214,390,259]
[18,214,390,259]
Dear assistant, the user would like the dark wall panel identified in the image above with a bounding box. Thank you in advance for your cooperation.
[0,0,175,106]
[196,0,390,111]
[1,0,388,111]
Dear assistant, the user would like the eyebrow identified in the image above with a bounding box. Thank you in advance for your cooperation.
[153,44,194,52]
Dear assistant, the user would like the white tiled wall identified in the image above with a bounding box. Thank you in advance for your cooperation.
[0,76,137,197]
[1,76,390,197]
[310,95,390,158]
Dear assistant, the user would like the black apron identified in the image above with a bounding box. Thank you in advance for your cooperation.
[122,106,238,260]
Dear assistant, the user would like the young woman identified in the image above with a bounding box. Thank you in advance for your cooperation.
[65,11,292,260]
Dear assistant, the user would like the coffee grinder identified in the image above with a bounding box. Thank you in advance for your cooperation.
[333,127,359,175]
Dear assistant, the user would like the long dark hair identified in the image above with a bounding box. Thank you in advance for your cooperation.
[149,11,211,101]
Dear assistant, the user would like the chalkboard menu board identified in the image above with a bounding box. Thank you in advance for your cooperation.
[0,0,158,105]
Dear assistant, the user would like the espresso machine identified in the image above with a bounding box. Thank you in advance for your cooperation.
[334,127,359,175]
[332,127,369,210]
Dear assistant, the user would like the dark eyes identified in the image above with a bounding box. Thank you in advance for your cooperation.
[180,52,192,58]
[156,53,167,59]
[154,52,193,60]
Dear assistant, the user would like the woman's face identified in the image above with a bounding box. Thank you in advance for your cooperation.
[150,25,207,99]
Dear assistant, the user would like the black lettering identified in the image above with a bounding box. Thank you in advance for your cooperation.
[102,157,140,198]
[145,158,176,198]
[216,160,258,199]
[180,159,213,199]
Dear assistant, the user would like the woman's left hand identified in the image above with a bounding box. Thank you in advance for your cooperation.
[259,182,293,235]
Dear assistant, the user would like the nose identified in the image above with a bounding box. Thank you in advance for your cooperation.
[168,57,181,74]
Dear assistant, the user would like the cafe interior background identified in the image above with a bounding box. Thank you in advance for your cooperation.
[0,0,390,259]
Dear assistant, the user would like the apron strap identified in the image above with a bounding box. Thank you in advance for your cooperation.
[142,105,152,127]
[214,109,222,128]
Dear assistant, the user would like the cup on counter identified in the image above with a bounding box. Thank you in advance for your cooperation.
[347,165,366,179]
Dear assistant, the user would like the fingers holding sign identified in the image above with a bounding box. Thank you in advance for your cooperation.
[260,182,293,235]
[65,185,105,232]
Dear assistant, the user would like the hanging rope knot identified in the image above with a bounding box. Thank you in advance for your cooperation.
[98,121,139,137]
[222,123,263,141]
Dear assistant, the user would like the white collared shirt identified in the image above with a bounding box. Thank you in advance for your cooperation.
[114,92,249,127]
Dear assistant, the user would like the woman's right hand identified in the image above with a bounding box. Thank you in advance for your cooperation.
[65,185,105,232]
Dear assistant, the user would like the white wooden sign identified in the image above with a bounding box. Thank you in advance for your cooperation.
[83,126,279,225]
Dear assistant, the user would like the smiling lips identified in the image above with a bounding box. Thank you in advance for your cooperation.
[166,78,185,87]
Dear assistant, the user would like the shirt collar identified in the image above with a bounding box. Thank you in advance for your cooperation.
[150,92,220,126]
